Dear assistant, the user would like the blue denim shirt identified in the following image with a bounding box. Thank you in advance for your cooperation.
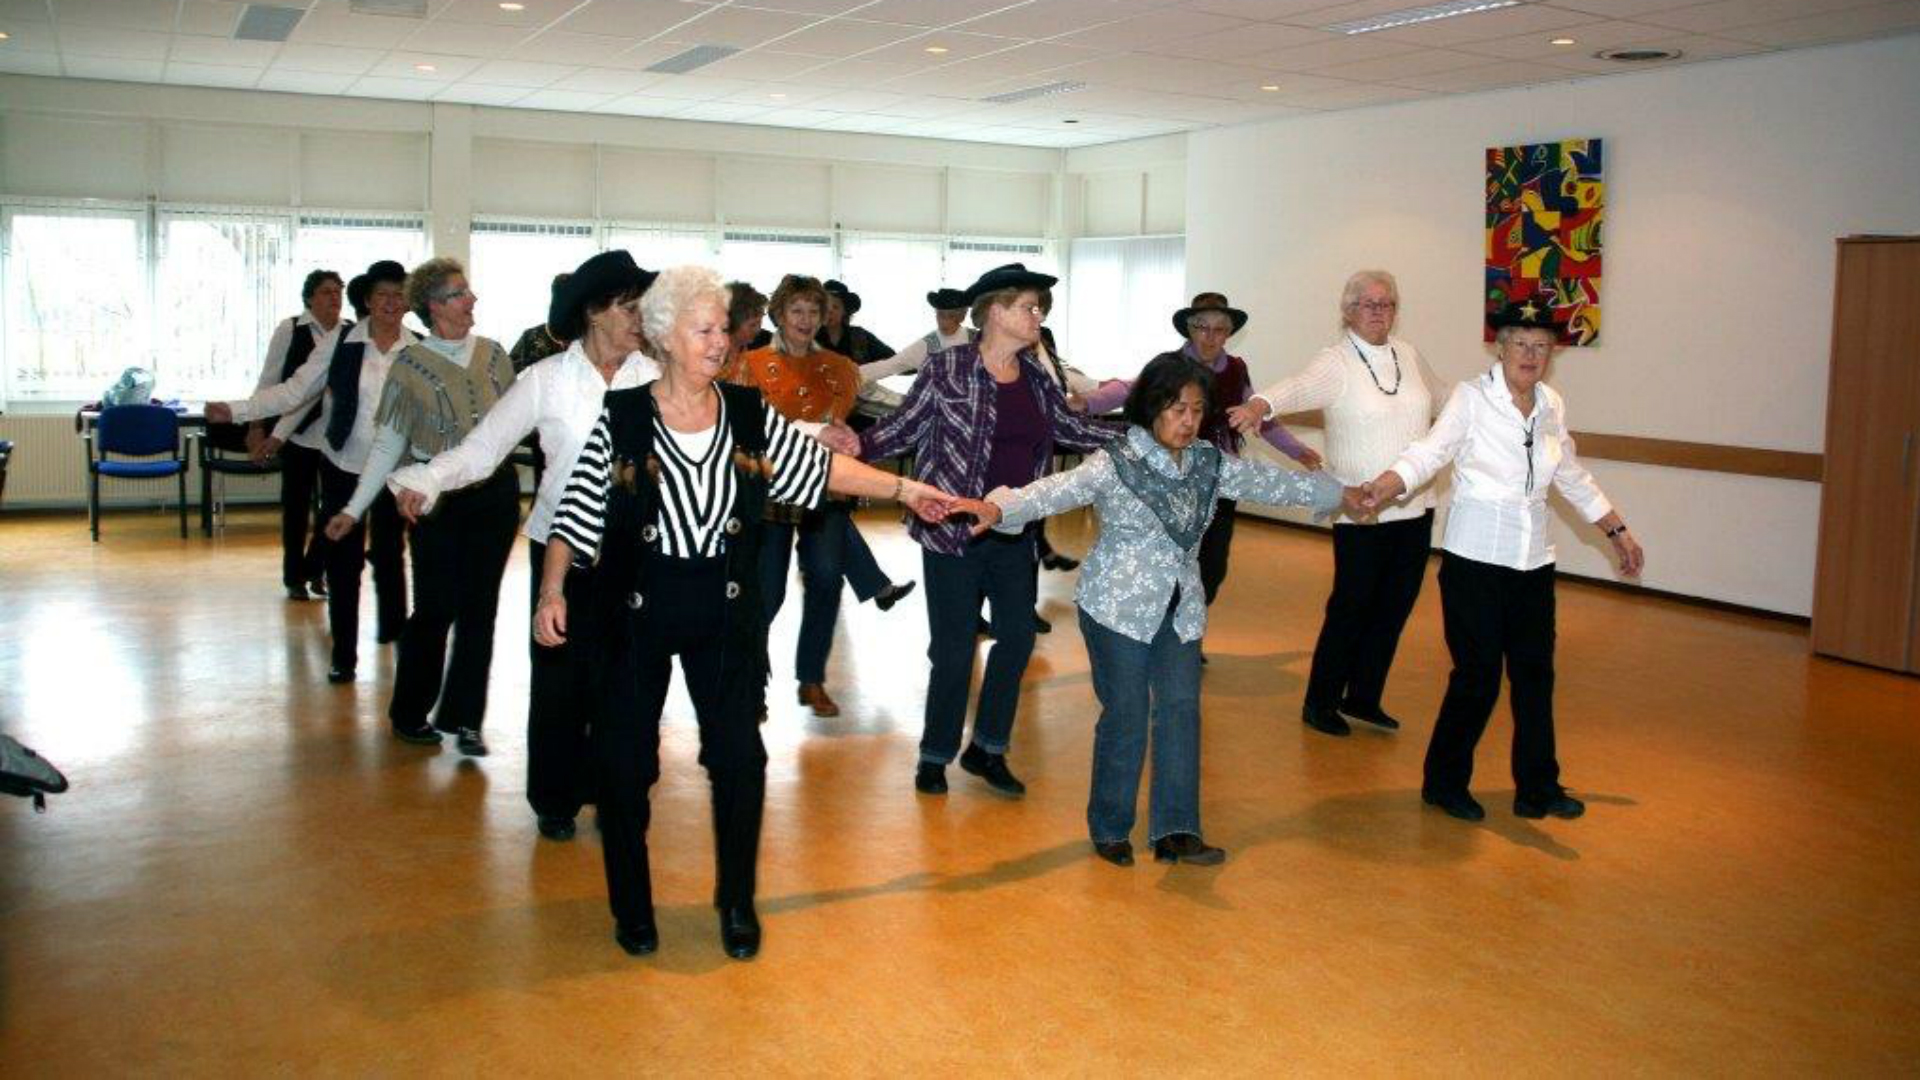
[989,426,1344,644]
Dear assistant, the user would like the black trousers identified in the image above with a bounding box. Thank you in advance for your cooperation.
[526,537,594,821]
[1197,498,1237,605]
[597,555,767,928]
[1423,553,1563,802]
[389,467,519,733]
[318,459,407,673]
[279,441,328,590]
[1304,511,1433,712]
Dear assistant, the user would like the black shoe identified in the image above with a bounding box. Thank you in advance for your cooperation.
[1153,833,1227,865]
[1041,552,1080,572]
[327,667,355,684]
[1301,703,1351,737]
[286,584,310,601]
[977,617,993,638]
[874,581,916,612]
[615,922,659,956]
[392,721,441,745]
[1514,792,1586,820]
[719,906,761,960]
[454,728,489,757]
[1423,788,1486,822]
[914,763,947,795]
[1093,841,1134,867]
[959,744,1026,797]
[537,815,576,841]
[1339,701,1402,731]
[1032,612,1052,634]
[308,576,328,599]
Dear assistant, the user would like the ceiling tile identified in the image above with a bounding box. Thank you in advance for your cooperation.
[860,29,1022,64]
[273,42,381,74]
[1181,0,1359,17]
[862,94,990,117]
[734,0,875,13]
[932,40,1108,77]
[720,81,835,105]
[291,10,424,49]
[1455,18,1671,59]
[1310,44,1491,78]
[368,51,486,79]
[1247,34,1423,70]
[1727,0,1920,45]
[661,5,820,48]
[166,34,282,67]
[176,1,243,38]
[435,0,583,27]
[55,25,172,59]
[0,49,66,76]
[163,60,262,88]
[0,0,53,22]
[1275,80,1433,107]
[1143,20,1334,60]
[768,16,926,57]
[778,56,925,85]
[1367,2,1597,45]
[257,68,360,94]
[397,21,531,57]
[547,66,666,94]
[1052,7,1248,49]
[462,57,573,85]
[1549,0,1720,16]
[63,55,165,80]
[1533,30,1770,69]
[1385,56,1584,90]
[0,21,60,50]
[592,93,693,116]
[432,81,533,104]
[550,0,713,40]
[510,31,643,65]
[351,74,448,100]
[956,0,1142,41]
[803,88,910,111]
[809,112,908,131]
[696,48,832,79]
[633,72,756,99]
[851,0,1028,28]
[515,87,618,110]
[51,0,177,32]
[752,105,843,125]
[671,99,775,121]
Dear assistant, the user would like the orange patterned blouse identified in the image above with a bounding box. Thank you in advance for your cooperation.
[729,344,861,425]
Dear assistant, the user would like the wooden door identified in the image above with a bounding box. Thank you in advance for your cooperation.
[1812,238,1920,672]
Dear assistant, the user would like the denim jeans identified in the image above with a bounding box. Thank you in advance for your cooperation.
[1080,607,1203,844]
[759,505,849,685]
[919,531,1037,764]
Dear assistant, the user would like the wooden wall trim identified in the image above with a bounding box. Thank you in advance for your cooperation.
[1274,413,1823,483]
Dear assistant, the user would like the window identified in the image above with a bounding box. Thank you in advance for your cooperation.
[292,214,427,308]
[1061,235,1185,380]
[718,231,834,298]
[837,235,945,352]
[605,224,717,276]
[468,219,598,347]
[2,205,149,403]
[943,239,1056,294]
[155,209,296,401]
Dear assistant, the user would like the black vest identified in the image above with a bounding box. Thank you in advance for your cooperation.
[589,383,774,675]
[324,339,371,454]
[284,319,348,435]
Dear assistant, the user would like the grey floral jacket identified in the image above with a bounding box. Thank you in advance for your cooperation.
[989,426,1343,644]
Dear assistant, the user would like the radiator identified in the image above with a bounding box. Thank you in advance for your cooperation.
[0,413,280,510]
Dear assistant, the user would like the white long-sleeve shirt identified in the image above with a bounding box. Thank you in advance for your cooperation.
[1249,334,1438,524]
[1389,363,1614,571]
[231,321,417,474]
[384,342,660,542]
[254,313,346,451]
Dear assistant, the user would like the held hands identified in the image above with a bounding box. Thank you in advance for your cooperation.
[897,480,961,524]
[250,436,283,467]
[817,423,861,456]
[394,488,428,524]
[1338,486,1371,518]
[1357,470,1407,514]
[533,593,567,647]
[322,512,357,542]
[1224,399,1270,436]
[945,497,1003,537]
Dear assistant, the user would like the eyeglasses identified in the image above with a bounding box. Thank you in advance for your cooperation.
[1504,340,1555,356]
[1353,300,1398,315]
[1188,322,1233,336]
[1007,304,1045,319]
[432,287,473,303]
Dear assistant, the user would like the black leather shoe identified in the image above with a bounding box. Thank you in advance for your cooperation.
[327,667,355,684]
[392,721,441,745]
[719,906,761,960]
[308,576,328,599]
[1032,613,1052,634]
[914,763,947,795]
[1093,841,1134,867]
[286,584,310,601]
[1423,788,1486,822]
[874,581,916,612]
[1339,701,1402,731]
[1153,833,1226,865]
[615,922,658,956]
[959,744,1025,797]
[1041,552,1080,572]
[1301,703,1351,737]
[455,728,489,757]
[1514,792,1586,820]
[537,815,576,841]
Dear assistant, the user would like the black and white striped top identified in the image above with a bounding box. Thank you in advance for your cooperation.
[551,390,832,561]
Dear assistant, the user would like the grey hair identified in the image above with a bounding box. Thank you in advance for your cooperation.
[640,265,730,354]
[1339,269,1400,320]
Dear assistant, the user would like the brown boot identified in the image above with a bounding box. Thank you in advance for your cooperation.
[797,682,840,717]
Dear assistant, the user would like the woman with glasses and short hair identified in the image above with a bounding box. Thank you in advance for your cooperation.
[1227,270,1441,738]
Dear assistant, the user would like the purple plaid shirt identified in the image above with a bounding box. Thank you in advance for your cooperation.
[860,342,1123,556]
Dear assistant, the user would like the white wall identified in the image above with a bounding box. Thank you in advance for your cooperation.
[1186,34,1920,617]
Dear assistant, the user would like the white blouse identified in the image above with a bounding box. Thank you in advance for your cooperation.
[1389,363,1614,572]
[255,313,347,451]
[232,321,417,474]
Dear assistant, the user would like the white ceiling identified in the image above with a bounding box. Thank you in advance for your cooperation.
[1,0,1917,147]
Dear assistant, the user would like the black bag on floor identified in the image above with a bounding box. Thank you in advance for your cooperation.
[0,734,68,812]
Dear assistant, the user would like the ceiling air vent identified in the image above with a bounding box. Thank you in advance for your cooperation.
[1595,47,1683,62]
[981,80,1086,105]
[235,4,304,42]
[645,45,742,75]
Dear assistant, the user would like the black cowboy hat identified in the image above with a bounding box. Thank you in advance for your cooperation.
[823,279,862,316]
[548,250,657,342]
[364,259,408,286]
[1172,292,1248,337]
[926,288,969,311]
[962,262,1058,304]
[1488,299,1557,334]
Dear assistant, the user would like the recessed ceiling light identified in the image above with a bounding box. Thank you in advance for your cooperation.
[770,92,786,99]
[924,45,949,54]
[1596,46,1682,62]
[414,63,436,72]
[1550,36,1576,46]
[1260,83,1280,91]
[0,31,11,41]
[498,1,524,9]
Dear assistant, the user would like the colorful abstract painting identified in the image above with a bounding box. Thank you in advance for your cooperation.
[1485,138,1603,346]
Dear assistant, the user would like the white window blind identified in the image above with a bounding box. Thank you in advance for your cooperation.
[1061,235,1185,380]
[2,204,149,403]
[155,208,296,401]
[837,235,944,352]
[718,231,833,298]
[468,219,597,347]
[292,215,427,306]
[604,224,718,276]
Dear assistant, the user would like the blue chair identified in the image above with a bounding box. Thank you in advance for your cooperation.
[90,404,188,541]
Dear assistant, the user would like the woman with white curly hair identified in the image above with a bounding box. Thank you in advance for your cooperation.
[540,265,960,962]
